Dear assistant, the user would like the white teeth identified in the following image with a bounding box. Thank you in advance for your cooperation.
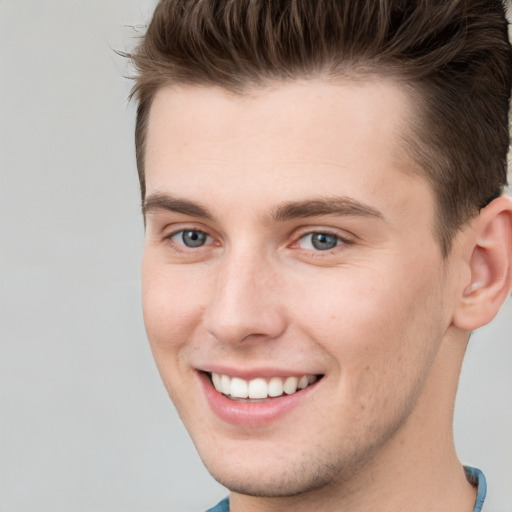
[248,378,268,399]
[211,372,221,390]
[220,374,231,395]
[298,375,309,389]
[230,377,248,398]
[268,377,284,397]
[283,376,298,395]
[210,372,318,399]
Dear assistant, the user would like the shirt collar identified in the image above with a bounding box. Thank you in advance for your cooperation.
[464,466,487,512]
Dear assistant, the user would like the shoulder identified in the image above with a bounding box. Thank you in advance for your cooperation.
[204,497,229,512]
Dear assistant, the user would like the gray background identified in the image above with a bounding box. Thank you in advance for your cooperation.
[0,1,510,511]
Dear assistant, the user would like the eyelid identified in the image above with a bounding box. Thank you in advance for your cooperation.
[159,223,354,253]
[170,229,211,246]
[161,221,213,239]
[292,227,354,244]
[163,224,219,250]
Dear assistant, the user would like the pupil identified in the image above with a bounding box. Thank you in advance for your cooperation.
[182,230,206,247]
[311,233,337,250]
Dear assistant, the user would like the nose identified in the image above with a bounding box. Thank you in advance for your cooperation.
[203,251,287,345]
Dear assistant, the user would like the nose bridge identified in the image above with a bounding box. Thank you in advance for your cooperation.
[205,245,285,344]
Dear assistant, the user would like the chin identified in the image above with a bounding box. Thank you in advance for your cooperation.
[204,460,337,497]
[196,439,376,498]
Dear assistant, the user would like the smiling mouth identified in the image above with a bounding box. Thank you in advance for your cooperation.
[208,372,322,401]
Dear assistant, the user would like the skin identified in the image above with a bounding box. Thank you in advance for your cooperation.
[140,80,511,512]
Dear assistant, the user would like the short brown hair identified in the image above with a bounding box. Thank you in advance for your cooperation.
[129,0,512,255]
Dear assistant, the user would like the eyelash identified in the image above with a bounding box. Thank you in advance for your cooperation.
[165,228,215,252]
[163,227,352,255]
[294,230,349,251]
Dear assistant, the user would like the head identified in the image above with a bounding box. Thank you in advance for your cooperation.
[131,0,512,256]
[129,0,512,505]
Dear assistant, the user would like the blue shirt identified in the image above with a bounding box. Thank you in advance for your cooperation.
[204,466,487,512]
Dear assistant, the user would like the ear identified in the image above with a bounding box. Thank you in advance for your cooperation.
[452,195,512,331]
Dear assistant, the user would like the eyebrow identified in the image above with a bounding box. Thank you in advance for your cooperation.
[143,193,214,220]
[143,193,385,223]
[270,197,385,222]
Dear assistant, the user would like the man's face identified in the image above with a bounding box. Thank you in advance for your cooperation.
[141,80,459,497]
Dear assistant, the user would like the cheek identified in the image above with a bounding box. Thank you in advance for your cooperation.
[289,263,445,381]
[291,269,446,438]
[141,263,211,414]
[141,256,208,364]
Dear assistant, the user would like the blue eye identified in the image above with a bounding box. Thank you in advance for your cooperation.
[298,232,342,251]
[172,230,210,248]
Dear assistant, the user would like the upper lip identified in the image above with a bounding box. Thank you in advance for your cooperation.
[196,365,323,380]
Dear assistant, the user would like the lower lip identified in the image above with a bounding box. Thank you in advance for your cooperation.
[198,372,318,427]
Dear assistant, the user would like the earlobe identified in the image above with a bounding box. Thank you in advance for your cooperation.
[453,195,512,331]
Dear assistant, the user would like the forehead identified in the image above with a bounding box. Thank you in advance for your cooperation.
[144,79,432,228]
[145,79,413,173]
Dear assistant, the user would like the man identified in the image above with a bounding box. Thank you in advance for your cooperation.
[128,1,512,511]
